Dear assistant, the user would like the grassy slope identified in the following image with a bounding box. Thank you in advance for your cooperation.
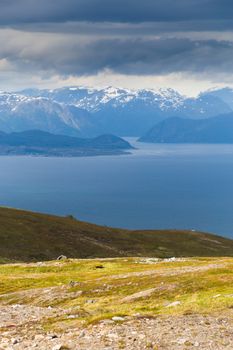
[0,207,233,262]
[1,257,233,328]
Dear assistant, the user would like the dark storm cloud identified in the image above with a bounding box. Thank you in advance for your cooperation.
[1,0,233,84]
[2,34,233,77]
[70,38,233,76]
[0,0,233,26]
[13,20,233,36]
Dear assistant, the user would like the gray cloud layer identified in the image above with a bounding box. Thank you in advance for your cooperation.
[0,0,233,25]
[1,29,233,76]
[0,1,233,90]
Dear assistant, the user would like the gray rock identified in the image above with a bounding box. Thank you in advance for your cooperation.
[165,301,181,308]
[112,316,125,322]
[69,281,81,287]
[79,330,85,338]
[52,345,68,350]
[57,255,67,261]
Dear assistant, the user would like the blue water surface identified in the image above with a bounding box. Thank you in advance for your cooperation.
[0,138,233,238]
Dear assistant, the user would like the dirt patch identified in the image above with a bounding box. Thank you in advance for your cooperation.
[0,308,233,349]
[121,284,177,303]
[0,285,83,306]
[106,263,225,280]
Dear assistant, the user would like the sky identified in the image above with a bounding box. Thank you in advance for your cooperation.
[1,1,233,96]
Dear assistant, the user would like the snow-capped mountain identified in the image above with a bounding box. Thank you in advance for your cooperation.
[0,86,232,137]
[21,86,186,112]
[0,92,92,136]
[14,87,189,135]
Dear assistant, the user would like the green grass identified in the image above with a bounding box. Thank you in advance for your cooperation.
[1,207,233,333]
[0,257,233,331]
[0,207,233,262]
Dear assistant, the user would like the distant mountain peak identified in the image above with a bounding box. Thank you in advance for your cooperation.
[0,85,230,138]
[139,113,233,144]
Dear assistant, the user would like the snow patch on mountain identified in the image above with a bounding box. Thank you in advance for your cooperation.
[3,85,232,137]
[52,86,186,112]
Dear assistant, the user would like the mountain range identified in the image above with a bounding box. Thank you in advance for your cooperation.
[139,114,233,143]
[0,86,233,137]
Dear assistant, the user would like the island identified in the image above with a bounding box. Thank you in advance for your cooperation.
[0,130,133,156]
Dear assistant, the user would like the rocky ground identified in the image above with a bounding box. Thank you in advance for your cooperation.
[0,306,233,349]
[0,257,233,349]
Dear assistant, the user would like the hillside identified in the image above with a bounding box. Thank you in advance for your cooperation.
[0,130,133,156]
[139,114,233,143]
[0,207,233,263]
[1,256,233,350]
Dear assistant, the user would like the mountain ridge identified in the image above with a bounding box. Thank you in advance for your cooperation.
[139,113,233,143]
[0,86,232,138]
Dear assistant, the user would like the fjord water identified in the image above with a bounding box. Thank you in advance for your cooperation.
[1,138,233,238]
